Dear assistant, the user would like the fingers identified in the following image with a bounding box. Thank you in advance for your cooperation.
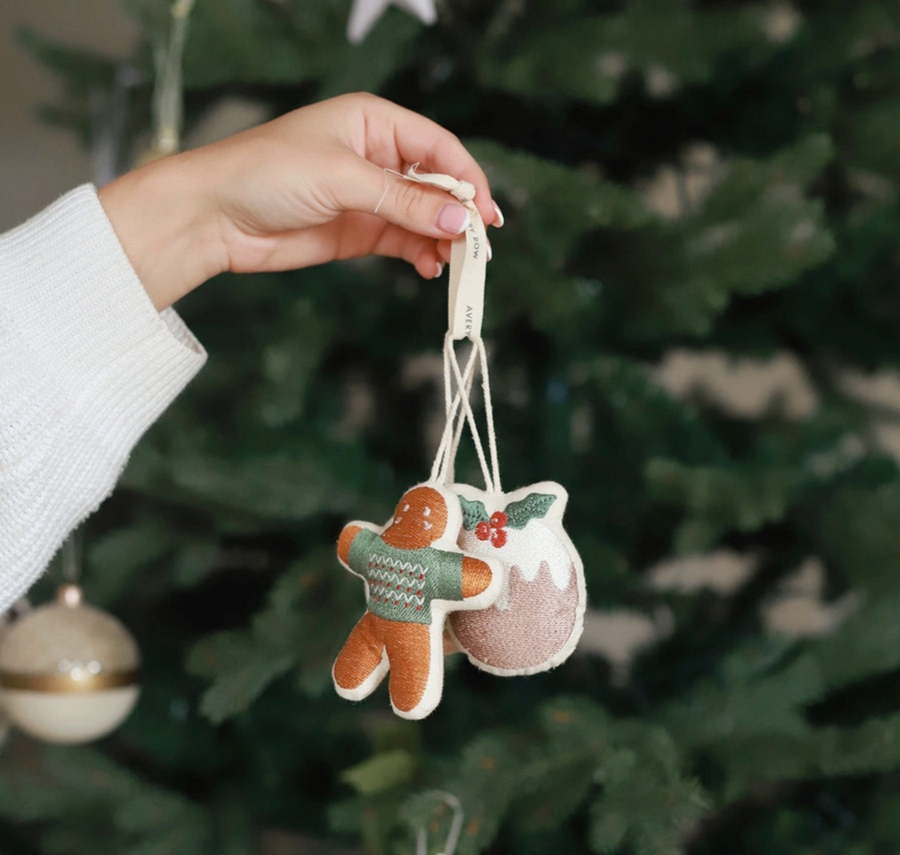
[330,155,478,241]
[212,93,503,278]
[344,93,502,230]
[228,212,448,279]
[354,218,447,279]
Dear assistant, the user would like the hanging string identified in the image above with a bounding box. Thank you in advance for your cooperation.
[430,338,480,485]
[477,335,501,493]
[61,530,83,585]
[443,340,478,485]
[152,0,196,156]
[430,334,502,494]
[444,335,494,491]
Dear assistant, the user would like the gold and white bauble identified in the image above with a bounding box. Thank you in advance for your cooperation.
[0,585,140,744]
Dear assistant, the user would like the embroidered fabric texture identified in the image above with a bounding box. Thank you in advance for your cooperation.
[332,483,501,719]
[449,481,586,676]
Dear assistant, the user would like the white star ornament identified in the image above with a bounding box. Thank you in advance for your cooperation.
[347,0,438,44]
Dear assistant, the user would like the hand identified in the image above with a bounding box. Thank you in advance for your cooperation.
[98,93,502,311]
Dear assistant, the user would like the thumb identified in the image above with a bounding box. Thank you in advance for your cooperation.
[336,156,474,239]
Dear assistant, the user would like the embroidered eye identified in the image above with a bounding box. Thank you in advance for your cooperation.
[423,506,431,517]
[403,503,410,512]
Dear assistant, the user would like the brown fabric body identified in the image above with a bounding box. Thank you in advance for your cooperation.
[333,611,432,713]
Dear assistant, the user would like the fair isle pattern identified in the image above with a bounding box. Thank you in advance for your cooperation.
[366,553,427,612]
[347,530,465,625]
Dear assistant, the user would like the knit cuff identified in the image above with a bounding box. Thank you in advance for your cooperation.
[0,184,207,610]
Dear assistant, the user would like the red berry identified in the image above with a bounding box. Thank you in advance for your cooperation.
[490,527,508,548]
[490,511,508,529]
[475,521,491,541]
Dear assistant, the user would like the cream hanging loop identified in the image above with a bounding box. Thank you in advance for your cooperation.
[407,165,499,491]
[437,335,501,494]
[402,165,488,341]
[61,530,83,585]
[430,336,497,490]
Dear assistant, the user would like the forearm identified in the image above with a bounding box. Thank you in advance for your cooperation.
[0,186,206,611]
[98,150,227,311]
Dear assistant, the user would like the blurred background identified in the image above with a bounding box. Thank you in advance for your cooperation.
[0,0,135,230]
[5,2,900,855]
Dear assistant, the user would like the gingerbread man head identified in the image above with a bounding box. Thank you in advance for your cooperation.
[381,486,448,549]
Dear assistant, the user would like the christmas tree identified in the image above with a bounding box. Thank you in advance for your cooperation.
[5,1,900,852]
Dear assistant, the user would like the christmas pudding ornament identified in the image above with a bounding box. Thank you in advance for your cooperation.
[332,483,502,719]
[434,339,586,675]
[450,482,585,675]
[418,168,586,677]
[0,584,140,744]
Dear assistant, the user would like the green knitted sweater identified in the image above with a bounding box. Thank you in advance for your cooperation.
[348,529,465,624]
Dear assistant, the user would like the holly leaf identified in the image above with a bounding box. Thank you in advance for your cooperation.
[506,493,557,529]
[459,496,490,530]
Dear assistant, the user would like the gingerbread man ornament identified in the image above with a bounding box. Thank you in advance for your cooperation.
[333,483,502,719]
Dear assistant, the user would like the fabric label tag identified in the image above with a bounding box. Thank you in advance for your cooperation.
[404,166,487,341]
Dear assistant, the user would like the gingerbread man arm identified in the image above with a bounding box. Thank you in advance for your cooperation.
[337,524,363,565]
[461,556,493,598]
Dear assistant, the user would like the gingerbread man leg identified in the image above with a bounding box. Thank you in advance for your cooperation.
[333,611,389,698]
[384,620,433,714]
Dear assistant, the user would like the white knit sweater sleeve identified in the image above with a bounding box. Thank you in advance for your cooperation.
[0,185,207,611]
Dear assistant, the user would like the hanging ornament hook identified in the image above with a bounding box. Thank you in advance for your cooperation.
[61,530,82,585]
[415,791,465,855]
[59,530,84,606]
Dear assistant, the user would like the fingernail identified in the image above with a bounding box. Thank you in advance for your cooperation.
[438,203,470,234]
[493,201,505,228]
[434,262,444,279]
[487,239,493,262]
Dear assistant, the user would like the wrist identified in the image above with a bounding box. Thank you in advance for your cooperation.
[98,151,227,311]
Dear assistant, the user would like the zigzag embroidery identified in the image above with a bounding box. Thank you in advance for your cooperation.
[368,568,404,584]
[371,590,425,606]
[367,553,429,576]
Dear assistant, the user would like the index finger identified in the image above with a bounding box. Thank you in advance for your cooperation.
[354,94,499,229]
